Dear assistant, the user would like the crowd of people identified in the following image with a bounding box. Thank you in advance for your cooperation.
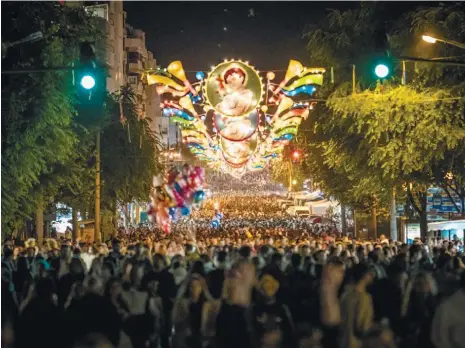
[205,171,282,193]
[2,195,465,348]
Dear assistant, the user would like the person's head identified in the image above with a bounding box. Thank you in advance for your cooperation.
[3,247,13,261]
[153,253,168,272]
[413,272,437,295]
[291,253,302,269]
[35,277,57,303]
[129,264,144,288]
[259,267,281,300]
[17,256,30,273]
[190,260,206,278]
[104,277,122,299]
[60,244,71,260]
[188,274,204,300]
[271,252,283,269]
[111,239,121,253]
[223,67,247,91]
[352,263,375,288]
[102,261,116,279]
[214,250,228,268]
[13,246,20,258]
[35,259,50,279]
[409,244,422,262]
[69,257,85,276]
[239,245,251,260]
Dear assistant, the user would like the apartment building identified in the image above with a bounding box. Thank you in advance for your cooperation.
[85,1,126,93]
[125,25,177,148]
[85,2,178,149]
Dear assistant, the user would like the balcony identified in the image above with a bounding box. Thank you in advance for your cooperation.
[128,61,143,73]
[125,37,147,57]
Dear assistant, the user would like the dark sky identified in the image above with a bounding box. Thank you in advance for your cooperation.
[123,1,359,71]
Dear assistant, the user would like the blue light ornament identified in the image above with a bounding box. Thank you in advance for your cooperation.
[195,71,205,80]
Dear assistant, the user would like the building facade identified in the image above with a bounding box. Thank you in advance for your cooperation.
[85,1,126,93]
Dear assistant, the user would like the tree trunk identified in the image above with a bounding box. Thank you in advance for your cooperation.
[418,190,428,238]
[420,211,428,239]
[462,193,465,218]
[390,188,398,240]
[135,204,140,224]
[370,206,377,239]
[353,209,357,238]
[35,205,44,246]
[341,204,347,234]
[72,207,80,241]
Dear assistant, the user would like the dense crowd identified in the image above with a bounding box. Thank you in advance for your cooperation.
[205,171,282,193]
[2,196,465,348]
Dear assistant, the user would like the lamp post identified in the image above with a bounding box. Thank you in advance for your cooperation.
[422,35,465,50]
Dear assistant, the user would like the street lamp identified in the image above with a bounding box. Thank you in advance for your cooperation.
[422,35,437,44]
[422,34,465,50]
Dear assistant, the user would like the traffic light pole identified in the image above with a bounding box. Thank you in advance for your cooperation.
[95,131,101,243]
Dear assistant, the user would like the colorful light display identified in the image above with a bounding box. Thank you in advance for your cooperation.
[147,59,324,177]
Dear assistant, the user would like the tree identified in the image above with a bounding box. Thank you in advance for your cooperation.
[304,2,465,237]
[100,86,161,231]
[270,137,308,190]
[1,2,101,235]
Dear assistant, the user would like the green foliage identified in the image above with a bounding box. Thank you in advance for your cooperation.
[303,2,465,225]
[270,138,307,189]
[1,2,101,233]
[101,87,161,207]
[326,83,465,180]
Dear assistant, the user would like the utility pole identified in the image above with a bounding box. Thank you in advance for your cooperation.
[95,132,101,243]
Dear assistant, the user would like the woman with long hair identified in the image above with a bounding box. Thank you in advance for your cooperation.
[172,268,212,348]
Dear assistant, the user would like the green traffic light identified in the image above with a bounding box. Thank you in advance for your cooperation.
[374,64,389,78]
[80,75,96,90]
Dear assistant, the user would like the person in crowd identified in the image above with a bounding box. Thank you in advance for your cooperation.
[2,194,465,348]
[172,271,211,348]
[251,266,297,348]
[340,263,375,348]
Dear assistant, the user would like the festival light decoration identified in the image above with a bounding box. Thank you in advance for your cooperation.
[147,59,325,177]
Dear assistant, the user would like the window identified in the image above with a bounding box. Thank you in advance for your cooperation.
[85,4,108,21]
[128,51,140,64]
[128,76,138,85]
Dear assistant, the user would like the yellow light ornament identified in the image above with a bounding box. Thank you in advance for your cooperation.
[274,60,304,95]
[261,105,268,112]
[179,95,198,117]
[266,71,275,80]
[167,60,198,96]
[271,96,293,123]
[147,75,185,90]
[167,61,187,81]
[286,74,324,90]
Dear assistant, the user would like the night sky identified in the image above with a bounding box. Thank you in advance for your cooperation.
[123,1,360,71]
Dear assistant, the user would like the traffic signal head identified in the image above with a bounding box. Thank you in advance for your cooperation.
[78,43,97,91]
[374,63,389,78]
[73,42,106,114]
[80,74,96,90]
